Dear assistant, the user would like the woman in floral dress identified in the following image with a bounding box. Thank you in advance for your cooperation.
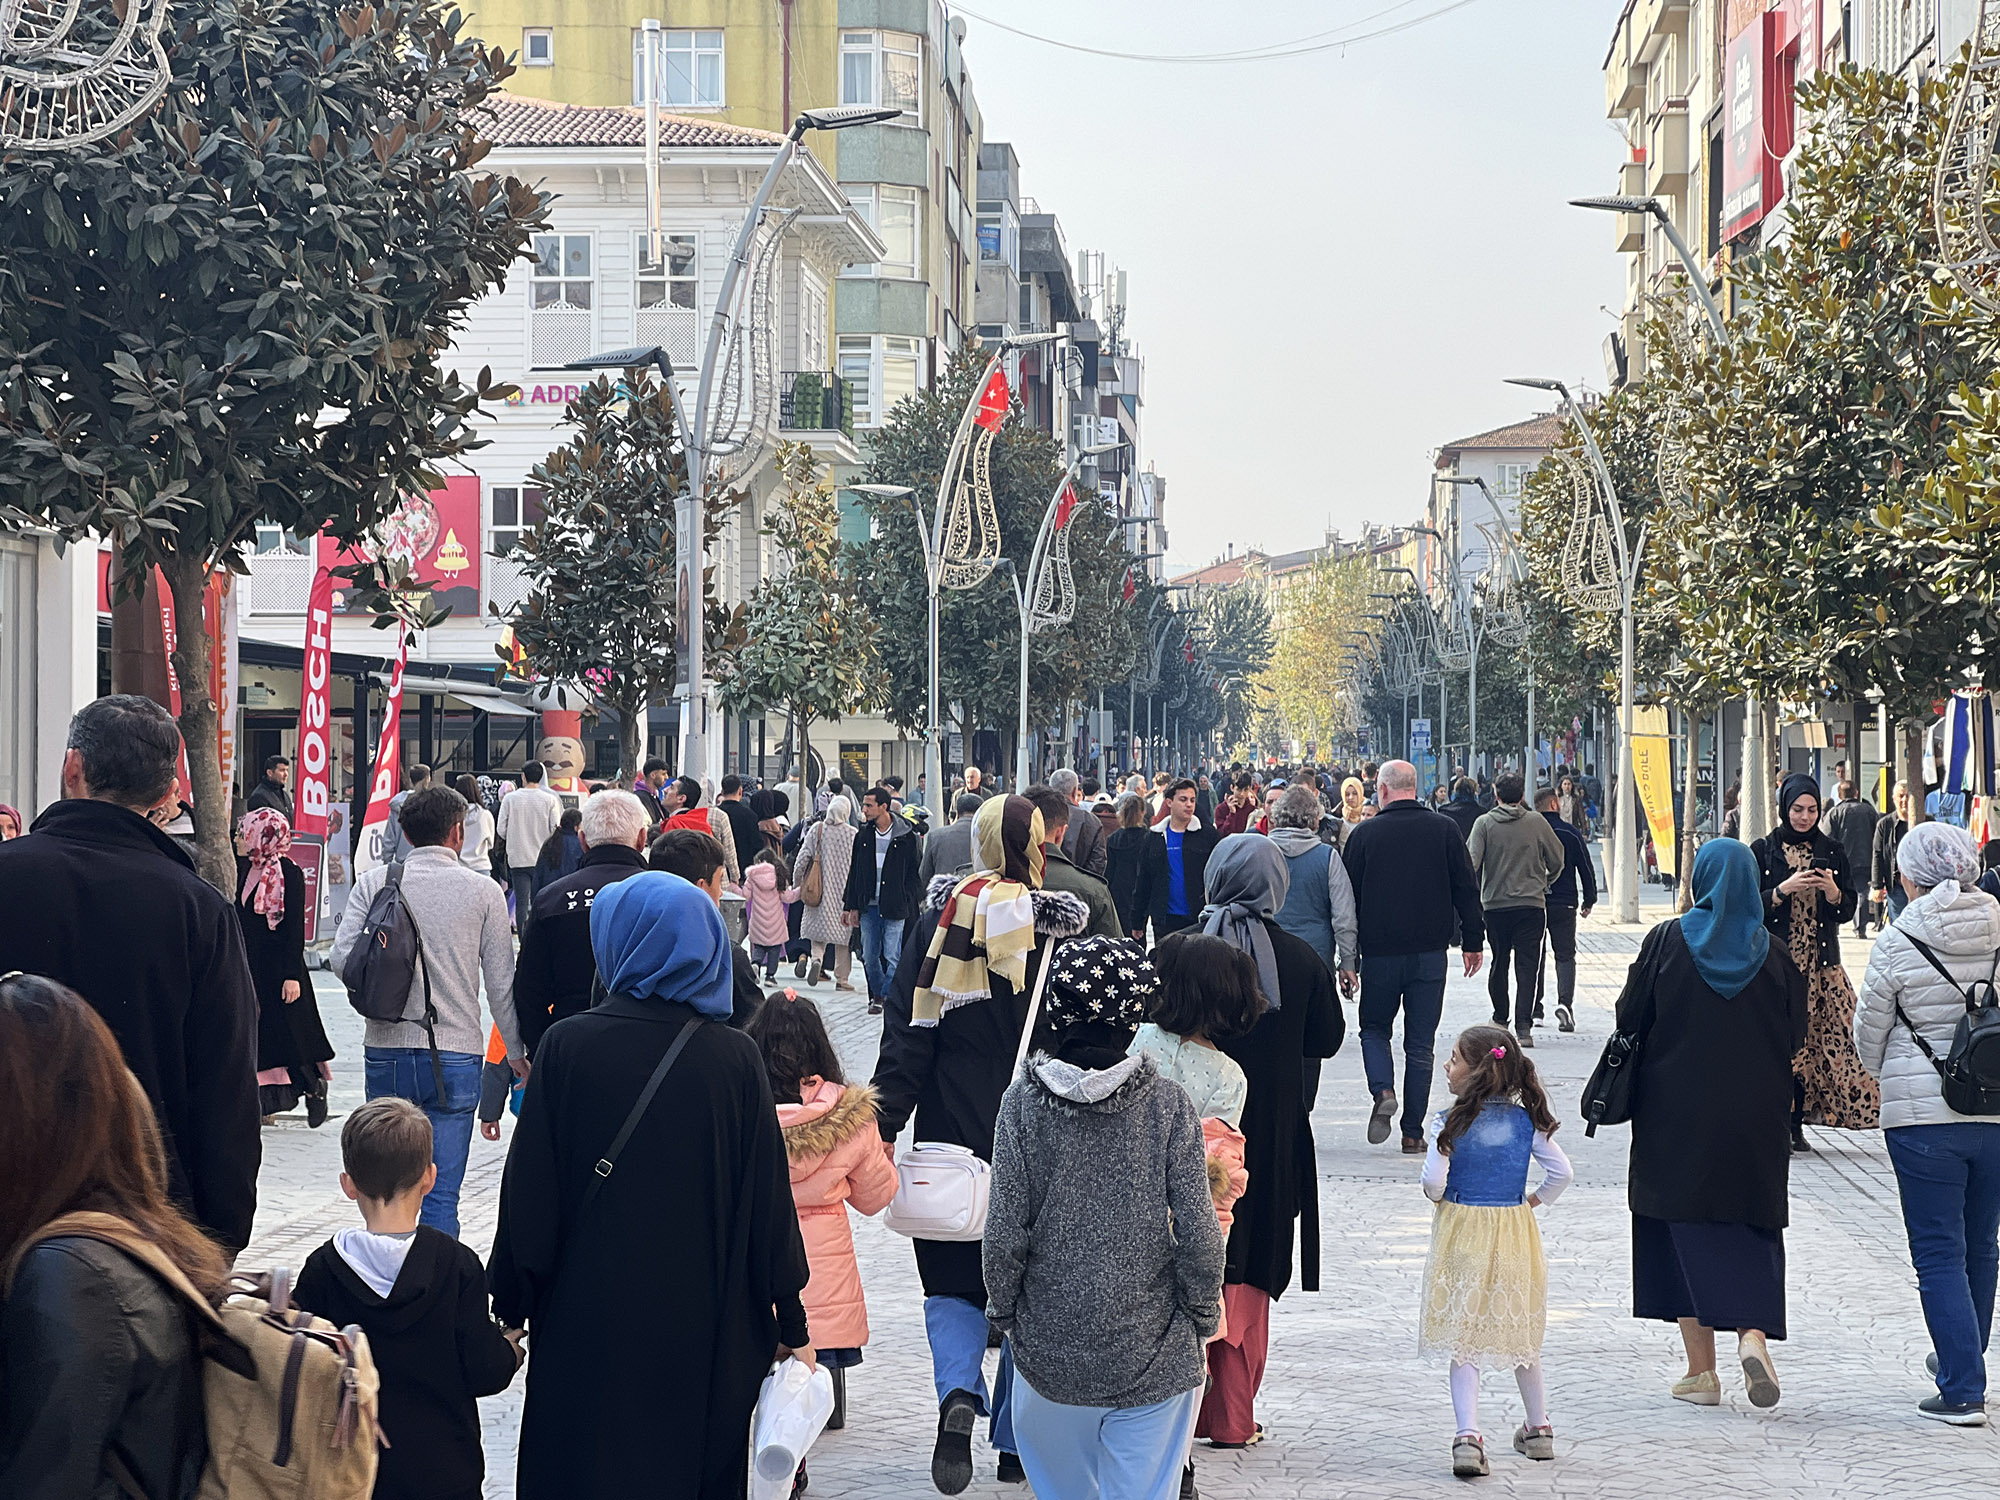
[1751,773,1879,1152]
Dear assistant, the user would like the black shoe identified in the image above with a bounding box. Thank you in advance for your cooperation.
[1180,1460,1198,1500]
[1367,1089,1397,1145]
[868,998,883,1016]
[932,1391,979,1495]
[794,957,809,979]
[792,1462,810,1496]
[1791,1124,1814,1154]
[1556,1004,1575,1033]
[305,1085,329,1129]
[1402,1134,1427,1155]
[1515,1029,1535,1050]
[997,1452,1027,1485]
[1534,1002,1546,1021]
[1918,1395,1988,1426]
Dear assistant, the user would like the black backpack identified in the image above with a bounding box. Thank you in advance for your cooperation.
[1895,934,2000,1117]
[339,863,447,1098]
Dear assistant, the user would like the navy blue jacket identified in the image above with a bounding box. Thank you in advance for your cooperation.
[1541,810,1598,910]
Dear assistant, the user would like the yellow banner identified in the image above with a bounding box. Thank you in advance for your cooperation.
[1631,705,1676,879]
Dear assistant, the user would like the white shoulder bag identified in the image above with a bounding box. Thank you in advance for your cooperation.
[883,940,1059,1242]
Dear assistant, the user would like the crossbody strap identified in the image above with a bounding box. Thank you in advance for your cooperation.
[390,863,450,1103]
[579,1016,706,1219]
[1010,937,1063,1081]
[1894,934,2000,1075]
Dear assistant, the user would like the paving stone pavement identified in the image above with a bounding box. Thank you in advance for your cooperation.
[247,881,1993,1499]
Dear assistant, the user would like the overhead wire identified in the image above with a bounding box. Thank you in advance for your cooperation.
[947,0,1487,65]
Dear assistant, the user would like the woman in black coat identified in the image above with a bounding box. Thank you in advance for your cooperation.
[234,809,332,1126]
[1104,792,1151,937]
[489,872,808,1500]
[1750,773,1879,1148]
[1183,834,1345,1447]
[1619,839,1808,1411]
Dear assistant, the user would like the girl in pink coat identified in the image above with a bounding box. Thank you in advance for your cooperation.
[742,847,793,983]
[746,988,900,1433]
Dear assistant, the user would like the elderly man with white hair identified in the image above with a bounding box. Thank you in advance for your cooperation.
[514,788,653,1054]
[1855,820,2000,1426]
[1049,767,1108,878]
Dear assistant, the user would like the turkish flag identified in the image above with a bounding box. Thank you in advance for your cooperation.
[1121,567,1136,603]
[973,370,1010,432]
[1053,482,1077,531]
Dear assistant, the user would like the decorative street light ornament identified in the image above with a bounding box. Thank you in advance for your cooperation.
[940,368,1008,588]
[707,205,798,481]
[0,0,171,149]
[1936,0,2000,319]
[1555,449,1622,614]
[1649,293,1701,513]
[1028,480,1078,630]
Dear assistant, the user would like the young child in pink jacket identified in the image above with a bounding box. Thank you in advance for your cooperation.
[742,847,793,983]
[745,987,899,1443]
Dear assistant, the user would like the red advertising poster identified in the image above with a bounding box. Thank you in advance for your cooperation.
[294,567,336,838]
[319,478,483,621]
[1722,12,1782,240]
[353,633,410,878]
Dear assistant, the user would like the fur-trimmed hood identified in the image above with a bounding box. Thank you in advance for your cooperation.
[778,1079,880,1163]
[921,873,1092,936]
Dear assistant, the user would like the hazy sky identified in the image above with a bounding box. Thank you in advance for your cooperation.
[954,0,1628,574]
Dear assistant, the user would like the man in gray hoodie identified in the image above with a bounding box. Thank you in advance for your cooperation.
[1467,772,1566,1046]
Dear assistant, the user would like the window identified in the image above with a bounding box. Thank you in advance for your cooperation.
[635,232,698,366]
[634,29,724,108]
[489,486,545,556]
[881,335,920,417]
[522,28,552,66]
[529,232,593,367]
[837,336,873,425]
[840,185,919,281]
[1492,463,1534,500]
[799,274,827,371]
[253,523,308,555]
[840,30,921,122]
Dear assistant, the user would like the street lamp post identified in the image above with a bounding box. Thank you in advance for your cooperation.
[1507,376,1646,922]
[569,102,901,783]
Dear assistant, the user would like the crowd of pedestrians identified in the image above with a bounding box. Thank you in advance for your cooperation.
[9,694,2000,1500]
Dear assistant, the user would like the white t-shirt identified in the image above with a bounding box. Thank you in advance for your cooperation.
[873,826,891,904]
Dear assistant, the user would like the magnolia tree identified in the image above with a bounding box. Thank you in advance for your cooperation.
[0,0,546,889]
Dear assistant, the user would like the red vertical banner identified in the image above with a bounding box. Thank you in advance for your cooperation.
[353,632,410,878]
[294,568,336,838]
[156,569,194,806]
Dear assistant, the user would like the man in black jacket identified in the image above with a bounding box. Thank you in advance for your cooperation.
[1129,779,1217,942]
[514,788,651,1053]
[844,785,922,1016]
[1872,780,1913,924]
[1438,776,1483,845]
[0,695,261,1250]
[1824,780,1880,938]
[1342,760,1484,1155]
[245,753,293,819]
[1534,786,1598,1033]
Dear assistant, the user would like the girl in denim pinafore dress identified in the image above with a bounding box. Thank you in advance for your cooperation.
[1418,1026,1574,1477]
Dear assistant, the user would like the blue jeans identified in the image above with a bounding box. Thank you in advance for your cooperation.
[925,1295,1016,1454]
[858,906,905,1001]
[364,1046,483,1238]
[1886,1123,2000,1404]
[1358,949,1449,1142]
[1013,1378,1198,1500]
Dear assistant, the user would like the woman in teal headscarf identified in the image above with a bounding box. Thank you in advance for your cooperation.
[1617,839,1809,1413]
[490,872,810,1499]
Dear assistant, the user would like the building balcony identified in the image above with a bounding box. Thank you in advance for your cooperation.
[778,371,854,438]
[241,549,315,616]
[1647,102,1690,196]
[1614,161,1647,252]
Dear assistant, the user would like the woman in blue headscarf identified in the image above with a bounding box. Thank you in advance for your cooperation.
[1616,838,1809,1414]
[490,872,810,1499]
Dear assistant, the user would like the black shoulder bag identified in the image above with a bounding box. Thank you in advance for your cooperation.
[1893,936,2000,1117]
[1582,930,1662,1136]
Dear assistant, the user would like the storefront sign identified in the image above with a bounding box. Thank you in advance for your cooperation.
[1722,12,1782,240]
[353,633,410,877]
[319,478,483,622]
[294,567,336,838]
[503,382,587,407]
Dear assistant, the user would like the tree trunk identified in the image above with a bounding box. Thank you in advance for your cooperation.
[1677,703,1702,914]
[160,553,234,895]
[795,703,814,819]
[1903,718,1930,826]
[615,689,645,789]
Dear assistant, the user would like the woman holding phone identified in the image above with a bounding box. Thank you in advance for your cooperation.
[1751,773,1879,1153]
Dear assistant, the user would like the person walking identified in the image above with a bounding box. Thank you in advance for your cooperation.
[330,783,525,1238]
[1025,784,1125,939]
[1439,777,1484,846]
[1752,773,1880,1153]
[1339,776,1370,840]
[0,803,20,840]
[1467,774,1566,1048]
[1617,839,1808,1410]
[1825,780,1881,940]
[842,785,923,1016]
[246,752,294,819]
[1267,782,1358,1108]
[514,790,652,1054]
[1188,836,1345,1452]
[1557,773,1588,839]
[532,808,584,895]
[0,695,261,1251]
[378,762,432,867]
[1051,768,1109,878]
[1105,792,1153,939]
[1533,786,1597,1034]
[1875,781,1916,925]
[455,773,497,876]
[1854,821,2000,1424]
[0,975,234,1500]
[489,873,811,1499]
[872,795,1092,1494]
[1419,1027,1573,1477]
[985,937,1224,1500]
[497,763,563,932]
[1130,779,1217,942]
[921,792,987,887]
[795,794,859,991]
[236,808,333,1127]
[743,846,794,984]
[717,775,762,876]
[1213,774,1258,838]
[1343,760,1485,1156]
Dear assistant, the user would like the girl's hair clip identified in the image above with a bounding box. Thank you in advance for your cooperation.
[1489,1044,1507,1059]
[782,988,800,1002]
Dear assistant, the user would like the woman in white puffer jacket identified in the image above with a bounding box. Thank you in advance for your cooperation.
[1854,821,2000,1427]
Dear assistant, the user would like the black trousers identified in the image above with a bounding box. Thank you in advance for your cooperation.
[1536,905,1579,1003]
[1485,905,1547,1033]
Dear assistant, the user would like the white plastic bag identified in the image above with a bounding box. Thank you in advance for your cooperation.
[750,1357,835,1499]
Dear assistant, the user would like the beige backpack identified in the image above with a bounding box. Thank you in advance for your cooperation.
[26,1212,382,1500]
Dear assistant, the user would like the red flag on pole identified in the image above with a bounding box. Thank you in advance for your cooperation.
[1053,482,1077,531]
[973,370,1010,432]
[354,632,410,877]
[1121,566,1136,604]
[1183,635,1196,665]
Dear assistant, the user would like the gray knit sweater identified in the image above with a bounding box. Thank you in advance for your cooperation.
[983,1052,1223,1408]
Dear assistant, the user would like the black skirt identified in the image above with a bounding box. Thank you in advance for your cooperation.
[1632,1215,1787,1339]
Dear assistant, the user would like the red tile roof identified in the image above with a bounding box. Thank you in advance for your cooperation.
[479,93,786,149]
[1167,554,1262,590]
[1437,412,1566,455]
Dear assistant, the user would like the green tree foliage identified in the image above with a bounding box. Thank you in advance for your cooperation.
[1256,555,1375,754]
[719,444,884,796]
[1193,583,1274,748]
[0,0,546,887]
[508,376,742,784]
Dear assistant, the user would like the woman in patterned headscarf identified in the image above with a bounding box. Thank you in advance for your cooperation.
[233,808,333,1126]
[872,795,1092,1491]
